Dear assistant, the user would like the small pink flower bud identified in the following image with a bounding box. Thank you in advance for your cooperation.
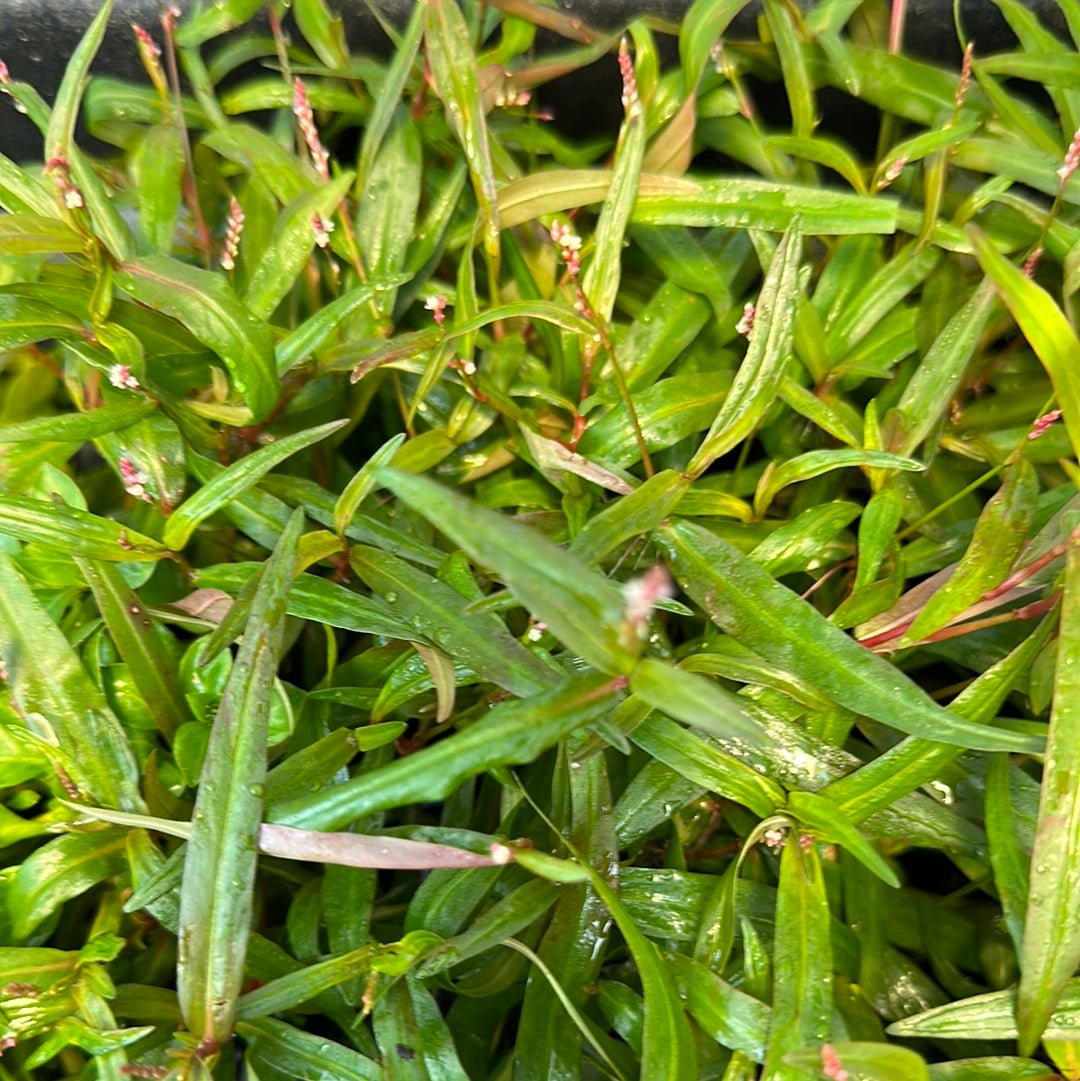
[118,456,153,502]
[821,1045,848,1081]
[736,301,755,338]
[623,564,674,637]
[424,294,448,326]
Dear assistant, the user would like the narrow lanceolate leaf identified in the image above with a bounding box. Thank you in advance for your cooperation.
[243,172,354,319]
[115,254,278,422]
[0,493,168,561]
[582,41,646,323]
[0,398,155,443]
[582,867,698,1080]
[888,980,1080,1040]
[44,0,113,159]
[687,219,802,477]
[349,546,553,696]
[76,559,189,739]
[762,836,832,1081]
[274,274,412,374]
[378,469,637,675]
[658,518,1042,753]
[0,554,143,811]
[969,226,1080,462]
[163,420,345,550]
[178,509,303,1048]
[1017,530,1080,1053]
[424,0,500,257]
[269,672,621,832]
[904,459,1038,643]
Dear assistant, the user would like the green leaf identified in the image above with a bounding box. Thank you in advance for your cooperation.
[0,554,143,810]
[8,828,128,940]
[349,545,553,696]
[784,1043,930,1081]
[985,754,1030,954]
[0,493,167,561]
[44,0,113,160]
[424,0,500,257]
[1016,530,1080,1053]
[334,433,407,537]
[238,1017,381,1080]
[969,226,1080,462]
[76,559,189,739]
[116,254,278,422]
[373,975,469,1080]
[688,219,802,476]
[242,172,354,319]
[754,449,922,518]
[666,951,771,1062]
[498,172,898,234]
[762,835,833,1080]
[274,274,412,374]
[582,41,645,323]
[785,791,900,888]
[904,459,1039,643]
[0,398,155,443]
[378,468,636,675]
[658,518,1042,753]
[178,509,303,1045]
[163,420,345,550]
[630,712,785,819]
[134,125,185,253]
[269,672,621,831]
[887,980,1080,1039]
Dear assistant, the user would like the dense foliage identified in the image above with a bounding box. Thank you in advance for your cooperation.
[2,0,1080,1077]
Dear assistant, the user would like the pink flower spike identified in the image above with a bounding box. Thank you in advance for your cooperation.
[1028,408,1062,441]
[1022,246,1044,279]
[1059,127,1080,187]
[955,40,974,110]
[131,23,160,59]
[821,1044,848,1081]
[0,60,10,85]
[293,77,330,180]
[118,456,153,503]
[618,37,641,117]
[220,196,245,270]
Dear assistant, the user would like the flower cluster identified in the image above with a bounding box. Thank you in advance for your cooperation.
[118,456,153,503]
[311,213,334,249]
[43,157,84,210]
[550,221,582,277]
[736,301,756,339]
[424,294,449,327]
[1059,127,1080,187]
[108,364,140,390]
